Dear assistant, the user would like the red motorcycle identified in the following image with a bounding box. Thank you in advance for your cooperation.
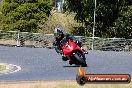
[60,39,87,67]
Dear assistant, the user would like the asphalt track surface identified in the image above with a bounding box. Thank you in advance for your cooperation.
[0,46,132,81]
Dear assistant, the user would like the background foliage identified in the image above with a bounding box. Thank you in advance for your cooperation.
[0,0,52,32]
[39,12,81,34]
[0,0,132,39]
[63,0,132,38]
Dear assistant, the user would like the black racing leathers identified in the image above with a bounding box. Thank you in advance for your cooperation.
[53,32,82,55]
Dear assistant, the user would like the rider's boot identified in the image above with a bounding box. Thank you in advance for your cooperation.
[62,54,68,61]
[69,61,72,65]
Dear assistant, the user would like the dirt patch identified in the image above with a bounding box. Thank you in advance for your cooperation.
[0,80,131,88]
[0,65,6,71]
[0,39,52,48]
[0,39,16,45]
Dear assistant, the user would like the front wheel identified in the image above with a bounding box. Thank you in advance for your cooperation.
[73,51,87,66]
[82,63,87,67]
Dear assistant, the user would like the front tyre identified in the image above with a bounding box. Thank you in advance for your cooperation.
[73,51,87,66]
[82,63,87,67]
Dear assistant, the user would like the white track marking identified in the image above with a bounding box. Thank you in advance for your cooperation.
[0,63,21,74]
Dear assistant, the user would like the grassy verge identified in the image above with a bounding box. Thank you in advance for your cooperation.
[0,64,6,71]
[0,80,131,88]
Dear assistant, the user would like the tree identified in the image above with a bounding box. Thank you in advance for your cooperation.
[38,12,80,34]
[108,1,132,38]
[63,0,132,38]
[96,0,132,38]
[63,0,95,36]
[0,0,52,32]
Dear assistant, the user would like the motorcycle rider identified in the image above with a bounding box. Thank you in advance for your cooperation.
[53,27,87,61]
